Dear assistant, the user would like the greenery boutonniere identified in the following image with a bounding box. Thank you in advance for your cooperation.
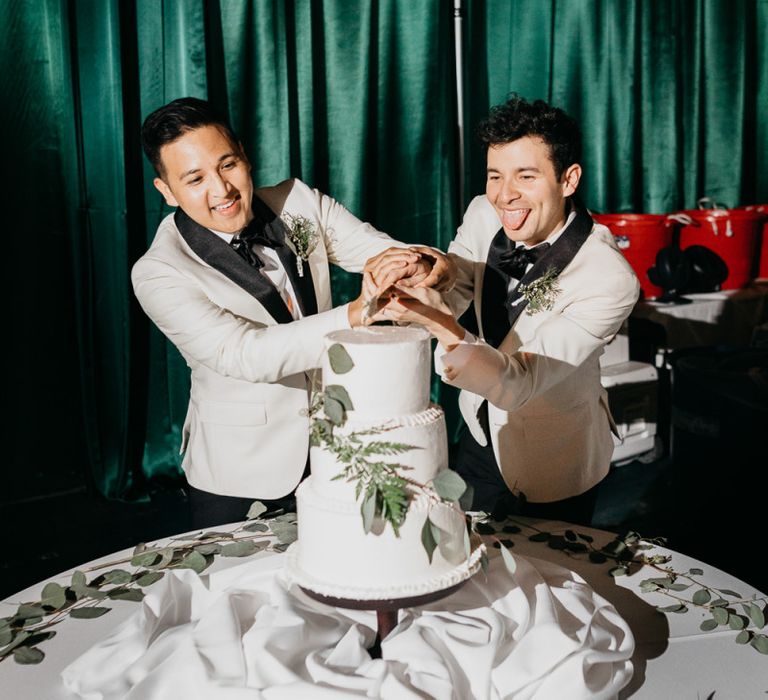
[518,265,561,315]
[282,213,319,277]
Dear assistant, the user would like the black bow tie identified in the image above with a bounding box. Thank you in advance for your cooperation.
[230,224,282,268]
[495,241,551,280]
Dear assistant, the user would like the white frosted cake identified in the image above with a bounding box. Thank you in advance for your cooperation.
[287,326,483,600]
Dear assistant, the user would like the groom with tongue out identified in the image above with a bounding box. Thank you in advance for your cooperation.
[376,96,640,525]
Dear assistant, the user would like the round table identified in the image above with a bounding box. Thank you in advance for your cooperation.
[1,518,765,698]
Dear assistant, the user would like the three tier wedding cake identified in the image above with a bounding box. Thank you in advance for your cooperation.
[287,326,483,600]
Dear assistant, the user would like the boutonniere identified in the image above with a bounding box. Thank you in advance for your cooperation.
[282,213,319,277]
[517,266,561,315]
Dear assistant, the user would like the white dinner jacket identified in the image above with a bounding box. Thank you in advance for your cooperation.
[443,195,640,502]
[132,178,398,498]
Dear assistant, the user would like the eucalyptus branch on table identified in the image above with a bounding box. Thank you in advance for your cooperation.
[0,502,298,666]
[472,516,768,656]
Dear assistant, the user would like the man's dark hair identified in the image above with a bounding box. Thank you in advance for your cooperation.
[141,97,239,177]
[477,95,582,180]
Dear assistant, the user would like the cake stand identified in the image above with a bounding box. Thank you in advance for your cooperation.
[299,581,468,659]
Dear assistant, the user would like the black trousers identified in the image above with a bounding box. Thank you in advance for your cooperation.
[452,426,600,527]
[186,485,298,531]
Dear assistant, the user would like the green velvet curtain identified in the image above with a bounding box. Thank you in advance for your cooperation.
[462,0,768,214]
[3,0,766,501]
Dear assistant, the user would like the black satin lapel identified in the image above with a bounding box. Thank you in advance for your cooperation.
[174,208,293,324]
[506,206,594,327]
[481,228,513,348]
[253,196,319,317]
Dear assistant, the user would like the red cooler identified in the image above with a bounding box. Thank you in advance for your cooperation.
[738,204,768,279]
[592,213,673,299]
[677,207,763,289]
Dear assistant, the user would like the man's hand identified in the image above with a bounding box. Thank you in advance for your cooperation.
[364,248,427,294]
[348,271,391,327]
[370,284,465,350]
[406,246,456,291]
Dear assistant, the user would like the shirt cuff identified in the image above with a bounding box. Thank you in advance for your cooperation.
[435,330,479,380]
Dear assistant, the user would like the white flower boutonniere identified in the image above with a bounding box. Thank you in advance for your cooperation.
[282,213,319,277]
[518,266,561,315]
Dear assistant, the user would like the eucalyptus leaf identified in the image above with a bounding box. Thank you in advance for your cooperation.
[667,583,691,592]
[0,630,29,655]
[136,572,165,587]
[221,540,264,557]
[71,570,86,588]
[361,490,377,534]
[710,598,728,607]
[712,607,729,625]
[328,343,354,374]
[719,589,741,598]
[15,605,44,621]
[428,519,442,547]
[13,646,44,665]
[700,619,718,631]
[528,532,550,543]
[729,614,746,630]
[272,542,290,553]
[480,551,489,576]
[271,521,298,545]
[70,607,111,619]
[421,519,438,563]
[692,589,711,605]
[326,385,354,411]
[40,582,67,610]
[750,635,768,654]
[577,533,594,543]
[502,524,521,534]
[0,629,12,647]
[748,603,765,629]
[130,550,161,568]
[194,543,223,556]
[102,570,133,585]
[476,522,496,536]
[499,545,517,575]
[564,530,577,542]
[657,604,686,613]
[323,396,345,425]
[111,588,145,602]
[246,501,267,519]
[22,617,43,627]
[243,522,270,533]
[431,469,467,502]
[735,630,751,645]
[689,568,704,575]
[609,566,628,578]
[458,483,475,512]
[194,531,235,540]
[589,552,608,564]
[177,551,208,573]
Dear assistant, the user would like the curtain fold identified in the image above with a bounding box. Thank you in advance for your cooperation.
[4,0,765,500]
[463,0,767,213]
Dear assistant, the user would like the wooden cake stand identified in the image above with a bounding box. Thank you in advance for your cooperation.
[300,581,468,659]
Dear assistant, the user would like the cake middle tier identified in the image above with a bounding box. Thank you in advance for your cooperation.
[310,405,448,501]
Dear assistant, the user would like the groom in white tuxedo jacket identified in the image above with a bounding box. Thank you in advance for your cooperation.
[133,98,451,526]
[376,96,639,525]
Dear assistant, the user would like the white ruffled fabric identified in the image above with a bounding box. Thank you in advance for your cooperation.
[61,553,633,699]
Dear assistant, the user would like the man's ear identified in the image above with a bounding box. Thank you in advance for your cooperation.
[561,163,582,197]
[153,177,179,207]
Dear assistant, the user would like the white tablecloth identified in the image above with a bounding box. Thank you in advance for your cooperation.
[2,519,766,698]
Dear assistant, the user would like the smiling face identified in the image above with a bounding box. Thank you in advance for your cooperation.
[153,124,253,234]
[486,136,581,245]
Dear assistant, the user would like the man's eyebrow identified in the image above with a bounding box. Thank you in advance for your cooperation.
[179,153,238,180]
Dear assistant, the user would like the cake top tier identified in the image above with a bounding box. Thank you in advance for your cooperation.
[322,326,432,420]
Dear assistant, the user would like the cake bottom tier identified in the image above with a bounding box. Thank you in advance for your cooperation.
[288,477,484,600]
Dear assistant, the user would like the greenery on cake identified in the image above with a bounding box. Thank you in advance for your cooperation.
[308,342,471,561]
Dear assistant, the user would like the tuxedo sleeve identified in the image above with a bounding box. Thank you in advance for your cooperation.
[310,186,408,271]
[442,269,640,411]
[443,198,485,318]
[132,258,350,384]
